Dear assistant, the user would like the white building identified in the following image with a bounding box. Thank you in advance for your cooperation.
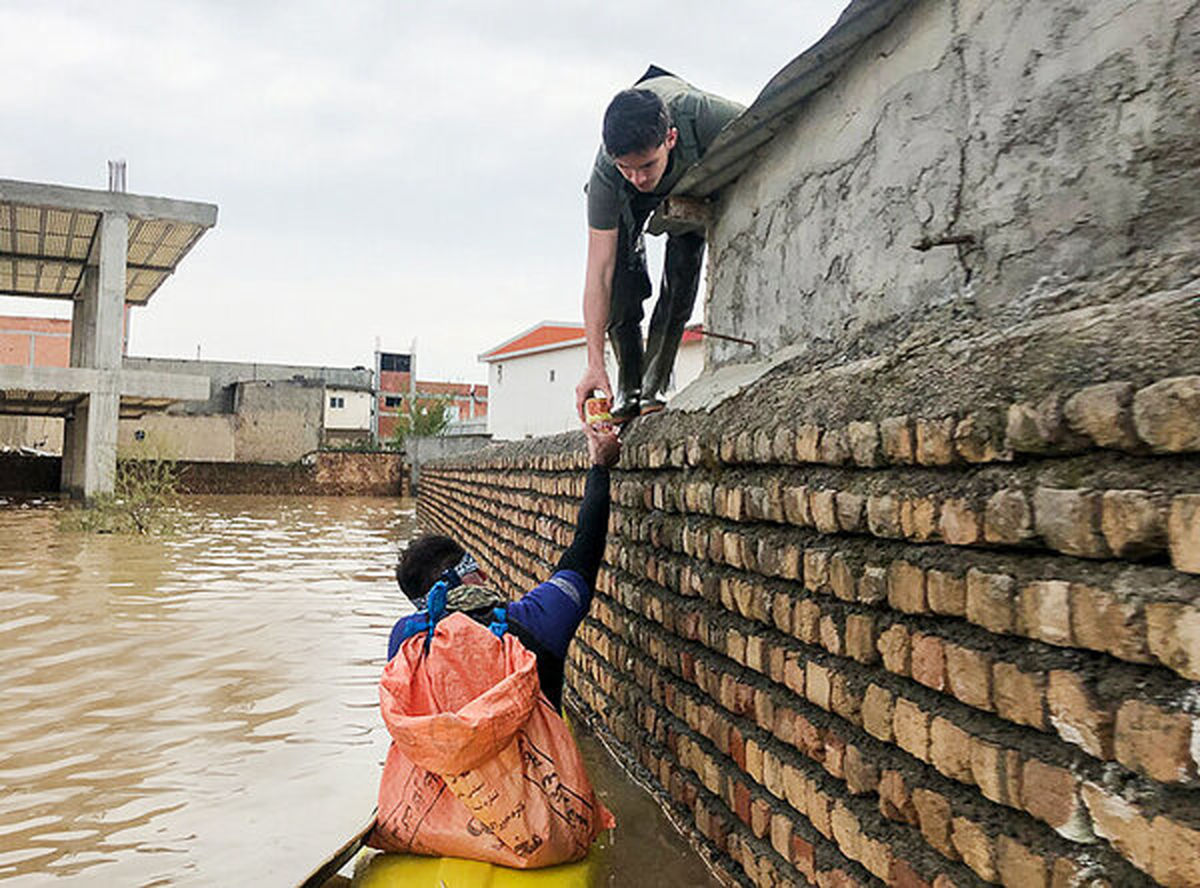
[323,385,374,445]
[479,321,704,441]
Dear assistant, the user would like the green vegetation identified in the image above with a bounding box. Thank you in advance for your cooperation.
[62,457,183,534]
[62,434,185,535]
[388,394,454,449]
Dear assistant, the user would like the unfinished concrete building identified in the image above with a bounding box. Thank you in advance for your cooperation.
[0,178,216,499]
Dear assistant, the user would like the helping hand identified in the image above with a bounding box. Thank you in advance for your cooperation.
[583,421,621,468]
[575,365,612,422]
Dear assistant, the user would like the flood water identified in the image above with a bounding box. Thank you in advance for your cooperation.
[0,496,719,887]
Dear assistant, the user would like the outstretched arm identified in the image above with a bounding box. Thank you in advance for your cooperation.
[556,468,611,589]
[575,227,618,420]
[557,424,619,587]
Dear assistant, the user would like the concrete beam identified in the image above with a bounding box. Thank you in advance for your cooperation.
[0,178,218,227]
[0,365,210,401]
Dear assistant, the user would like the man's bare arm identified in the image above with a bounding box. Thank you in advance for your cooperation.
[575,227,619,420]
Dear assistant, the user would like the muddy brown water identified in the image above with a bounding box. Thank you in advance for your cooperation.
[0,495,719,887]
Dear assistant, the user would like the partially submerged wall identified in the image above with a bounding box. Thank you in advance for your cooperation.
[176,451,405,496]
[0,451,405,497]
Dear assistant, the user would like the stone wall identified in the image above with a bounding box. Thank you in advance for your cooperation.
[0,451,406,497]
[417,325,1200,887]
[177,451,405,496]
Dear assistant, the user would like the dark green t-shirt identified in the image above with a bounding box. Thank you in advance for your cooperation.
[586,75,744,231]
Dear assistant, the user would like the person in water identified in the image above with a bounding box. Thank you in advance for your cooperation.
[389,421,620,712]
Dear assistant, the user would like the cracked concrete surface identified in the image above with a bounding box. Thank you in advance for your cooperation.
[702,0,1200,372]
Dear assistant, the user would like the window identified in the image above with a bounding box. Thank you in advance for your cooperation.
[384,395,403,408]
[329,396,345,409]
[379,352,411,373]
[549,369,556,382]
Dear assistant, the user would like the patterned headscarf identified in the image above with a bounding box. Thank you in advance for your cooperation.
[415,550,506,617]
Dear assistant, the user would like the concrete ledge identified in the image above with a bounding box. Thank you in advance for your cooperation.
[0,178,217,226]
[0,366,210,401]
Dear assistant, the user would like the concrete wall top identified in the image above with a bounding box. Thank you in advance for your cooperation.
[124,356,372,415]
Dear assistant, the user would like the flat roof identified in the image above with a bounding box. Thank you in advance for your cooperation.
[0,178,218,305]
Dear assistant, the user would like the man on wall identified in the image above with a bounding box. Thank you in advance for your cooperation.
[575,66,744,422]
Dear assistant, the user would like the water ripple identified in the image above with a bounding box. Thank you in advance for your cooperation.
[0,495,411,886]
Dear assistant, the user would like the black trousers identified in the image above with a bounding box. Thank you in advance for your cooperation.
[607,197,706,399]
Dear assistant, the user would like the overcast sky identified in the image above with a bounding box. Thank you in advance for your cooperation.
[1,0,846,382]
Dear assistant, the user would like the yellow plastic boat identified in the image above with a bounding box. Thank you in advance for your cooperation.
[350,847,598,887]
[298,813,602,888]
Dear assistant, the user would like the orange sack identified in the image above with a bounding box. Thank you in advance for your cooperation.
[368,612,615,867]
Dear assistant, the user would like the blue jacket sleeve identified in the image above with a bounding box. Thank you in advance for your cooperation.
[505,570,591,661]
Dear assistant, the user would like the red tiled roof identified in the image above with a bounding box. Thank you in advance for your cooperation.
[480,322,585,361]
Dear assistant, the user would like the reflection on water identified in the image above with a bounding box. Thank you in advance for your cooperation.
[0,496,718,887]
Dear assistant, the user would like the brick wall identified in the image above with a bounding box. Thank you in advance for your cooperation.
[1,451,406,497]
[178,451,405,496]
[416,300,1200,888]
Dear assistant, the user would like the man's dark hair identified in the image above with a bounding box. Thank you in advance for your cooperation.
[396,534,464,600]
[603,88,671,158]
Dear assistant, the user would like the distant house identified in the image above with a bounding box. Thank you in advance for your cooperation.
[479,321,704,441]
[323,384,375,447]
[121,357,375,461]
[374,349,487,442]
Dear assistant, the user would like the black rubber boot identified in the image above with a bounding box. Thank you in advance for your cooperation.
[608,323,643,422]
[608,204,656,424]
[642,231,705,413]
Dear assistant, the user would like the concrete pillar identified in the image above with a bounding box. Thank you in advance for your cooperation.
[61,212,128,499]
[68,268,96,368]
[61,399,86,494]
[62,390,120,499]
[74,212,127,370]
